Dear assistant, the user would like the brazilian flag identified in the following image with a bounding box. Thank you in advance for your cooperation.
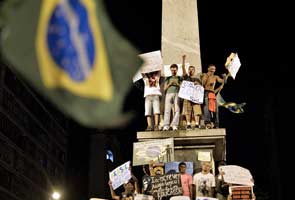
[0,0,142,127]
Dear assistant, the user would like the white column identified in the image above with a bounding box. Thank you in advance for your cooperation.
[162,0,202,74]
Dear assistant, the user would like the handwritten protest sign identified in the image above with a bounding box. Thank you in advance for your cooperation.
[165,162,193,175]
[133,51,162,82]
[178,81,204,104]
[163,63,190,77]
[227,53,241,79]
[133,138,174,166]
[219,165,254,186]
[150,173,183,200]
[139,50,163,73]
[109,161,131,190]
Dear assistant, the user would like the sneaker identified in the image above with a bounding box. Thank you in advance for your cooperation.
[163,126,169,131]
[199,124,206,129]
[194,124,200,129]
[172,126,178,131]
[146,126,153,131]
[186,125,192,130]
[154,125,160,131]
[205,124,212,129]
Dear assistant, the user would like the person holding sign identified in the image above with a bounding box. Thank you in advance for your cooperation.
[215,161,229,200]
[143,71,161,131]
[193,161,216,198]
[179,162,193,199]
[163,64,183,131]
[201,64,226,129]
[109,174,140,200]
[142,164,152,195]
[181,55,202,129]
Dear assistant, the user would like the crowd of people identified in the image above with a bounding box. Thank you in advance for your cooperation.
[142,55,228,131]
[108,53,248,200]
[108,161,252,200]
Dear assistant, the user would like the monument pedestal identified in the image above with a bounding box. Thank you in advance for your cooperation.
[137,128,226,174]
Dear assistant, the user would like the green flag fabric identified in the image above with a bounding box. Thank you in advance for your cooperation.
[0,0,142,128]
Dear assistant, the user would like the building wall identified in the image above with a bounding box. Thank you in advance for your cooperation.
[0,64,68,200]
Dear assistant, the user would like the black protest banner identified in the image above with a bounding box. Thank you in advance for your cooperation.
[150,173,183,200]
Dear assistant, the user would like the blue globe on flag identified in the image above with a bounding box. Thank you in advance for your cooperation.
[47,0,95,82]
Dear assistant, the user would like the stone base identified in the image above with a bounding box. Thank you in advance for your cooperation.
[137,128,226,174]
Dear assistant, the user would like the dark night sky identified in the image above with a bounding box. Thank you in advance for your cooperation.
[102,0,293,199]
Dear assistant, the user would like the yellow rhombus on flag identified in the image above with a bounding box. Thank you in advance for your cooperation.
[0,0,142,128]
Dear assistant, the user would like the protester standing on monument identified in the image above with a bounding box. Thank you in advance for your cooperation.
[158,75,166,130]
[193,161,216,198]
[178,162,193,199]
[143,71,161,131]
[163,64,182,131]
[181,55,202,130]
[201,64,226,129]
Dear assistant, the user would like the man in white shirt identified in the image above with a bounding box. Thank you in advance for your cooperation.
[193,161,215,198]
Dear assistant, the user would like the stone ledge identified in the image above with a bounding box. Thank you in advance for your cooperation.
[137,128,226,140]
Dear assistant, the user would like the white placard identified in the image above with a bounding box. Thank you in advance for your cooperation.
[133,138,174,166]
[134,194,153,200]
[227,54,241,79]
[133,51,162,82]
[163,63,190,77]
[178,81,204,104]
[139,50,163,73]
[219,165,254,186]
[198,151,211,161]
[109,161,131,190]
[133,68,143,82]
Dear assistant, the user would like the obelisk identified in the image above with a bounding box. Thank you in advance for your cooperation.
[162,0,202,73]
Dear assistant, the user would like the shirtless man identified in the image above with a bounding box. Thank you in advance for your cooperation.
[201,64,226,128]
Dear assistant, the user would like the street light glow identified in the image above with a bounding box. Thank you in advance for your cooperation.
[52,192,61,200]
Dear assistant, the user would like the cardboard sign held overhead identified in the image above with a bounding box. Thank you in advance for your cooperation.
[133,50,162,82]
[109,161,131,190]
[227,53,241,79]
[139,50,163,73]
